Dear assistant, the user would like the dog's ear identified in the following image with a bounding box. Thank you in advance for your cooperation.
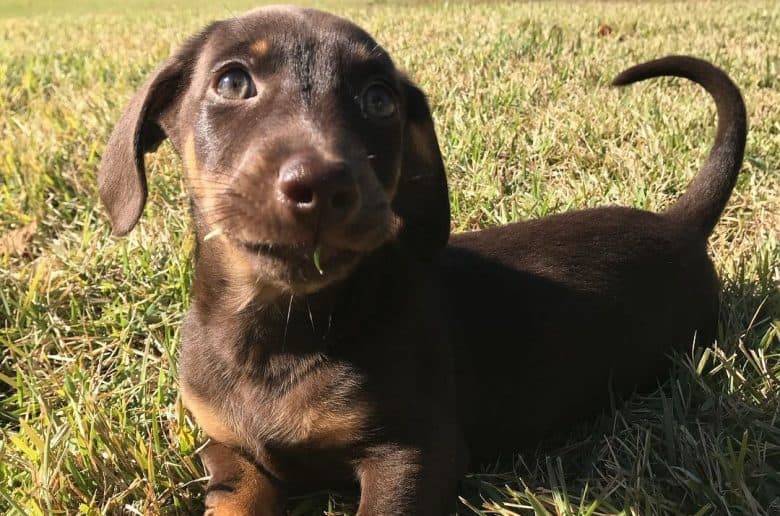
[98,25,216,236]
[394,77,450,259]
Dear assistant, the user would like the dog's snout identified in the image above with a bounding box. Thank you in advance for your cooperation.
[277,157,359,222]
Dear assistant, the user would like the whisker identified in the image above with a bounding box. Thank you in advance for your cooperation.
[198,205,243,219]
[198,211,241,224]
[283,294,294,351]
[187,177,235,187]
[306,298,315,333]
[186,186,233,196]
[202,211,243,228]
[219,2,253,43]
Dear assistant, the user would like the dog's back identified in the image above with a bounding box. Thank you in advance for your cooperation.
[443,56,746,460]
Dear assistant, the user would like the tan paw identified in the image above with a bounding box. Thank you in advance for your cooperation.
[200,441,285,516]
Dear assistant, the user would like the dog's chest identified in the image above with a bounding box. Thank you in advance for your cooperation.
[181,351,372,452]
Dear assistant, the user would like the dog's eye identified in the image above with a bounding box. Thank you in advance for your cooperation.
[215,69,255,99]
[361,83,397,119]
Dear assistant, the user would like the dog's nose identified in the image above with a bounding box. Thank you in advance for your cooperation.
[277,157,359,223]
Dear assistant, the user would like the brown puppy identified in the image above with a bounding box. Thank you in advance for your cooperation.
[97,6,746,515]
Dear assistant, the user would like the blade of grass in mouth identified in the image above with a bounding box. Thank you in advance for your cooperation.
[313,246,324,275]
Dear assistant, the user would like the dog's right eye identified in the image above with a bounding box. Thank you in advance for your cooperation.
[215,69,255,99]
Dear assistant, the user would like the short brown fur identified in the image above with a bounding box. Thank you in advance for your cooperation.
[181,385,239,447]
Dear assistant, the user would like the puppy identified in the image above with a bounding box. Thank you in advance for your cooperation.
[97,6,746,515]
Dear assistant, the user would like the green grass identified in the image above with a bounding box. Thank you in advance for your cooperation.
[1,0,778,514]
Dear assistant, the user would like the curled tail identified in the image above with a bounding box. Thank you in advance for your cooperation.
[612,55,747,237]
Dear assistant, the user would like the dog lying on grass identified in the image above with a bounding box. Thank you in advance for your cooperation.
[97,6,746,515]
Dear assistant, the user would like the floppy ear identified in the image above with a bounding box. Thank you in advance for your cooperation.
[98,27,215,236]
[394,78,451,259]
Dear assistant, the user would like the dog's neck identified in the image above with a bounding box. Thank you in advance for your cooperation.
[192,241,409,356]
[190,248,337,353]
[185,233,411,369]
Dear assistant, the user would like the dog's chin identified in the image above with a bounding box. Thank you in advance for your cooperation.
[235,240,365,294]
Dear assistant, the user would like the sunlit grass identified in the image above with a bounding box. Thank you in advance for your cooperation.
[1,1,778,514]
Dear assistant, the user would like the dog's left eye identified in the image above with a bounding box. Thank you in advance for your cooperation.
[361,84,397,119]
[215,69,255,99]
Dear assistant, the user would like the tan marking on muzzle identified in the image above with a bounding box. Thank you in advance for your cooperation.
[183,132,199,180]
[183,132,222,232]
[183,131,285,308]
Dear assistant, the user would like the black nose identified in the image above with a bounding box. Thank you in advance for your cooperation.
[277,157,359,223]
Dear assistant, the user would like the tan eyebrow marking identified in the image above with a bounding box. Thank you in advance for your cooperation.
[250,38,269,56]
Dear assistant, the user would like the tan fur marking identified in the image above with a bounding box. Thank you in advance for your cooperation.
[182,133,278,312]
[202,442,284,516]
[181,384,239,446]
[183,132,219,220]
[250,38,269,56]
[182,132,200,182]
[299,404,367,447]
[217,238,290,309]
[275,371,370,448]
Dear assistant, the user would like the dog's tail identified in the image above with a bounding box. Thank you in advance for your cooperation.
[611,55,747,237]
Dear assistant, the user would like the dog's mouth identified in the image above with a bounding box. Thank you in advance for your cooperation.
[210,205,397,291]
[239,240,352,260]
[235,238,361,285]
[241,241,303,259]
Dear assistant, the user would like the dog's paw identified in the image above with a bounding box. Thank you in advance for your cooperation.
[204,485,248,516]
[200,441,285,516]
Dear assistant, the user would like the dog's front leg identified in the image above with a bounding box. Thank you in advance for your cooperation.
[200,441,286,516]
[355,444,459,516]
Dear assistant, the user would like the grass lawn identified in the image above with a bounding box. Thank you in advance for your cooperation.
[1,0,778,514]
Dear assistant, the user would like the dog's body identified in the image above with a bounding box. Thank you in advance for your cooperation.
[97,7,746,515]
[445,207,720,462]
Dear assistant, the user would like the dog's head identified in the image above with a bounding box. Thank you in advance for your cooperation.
[98,6,449,295]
